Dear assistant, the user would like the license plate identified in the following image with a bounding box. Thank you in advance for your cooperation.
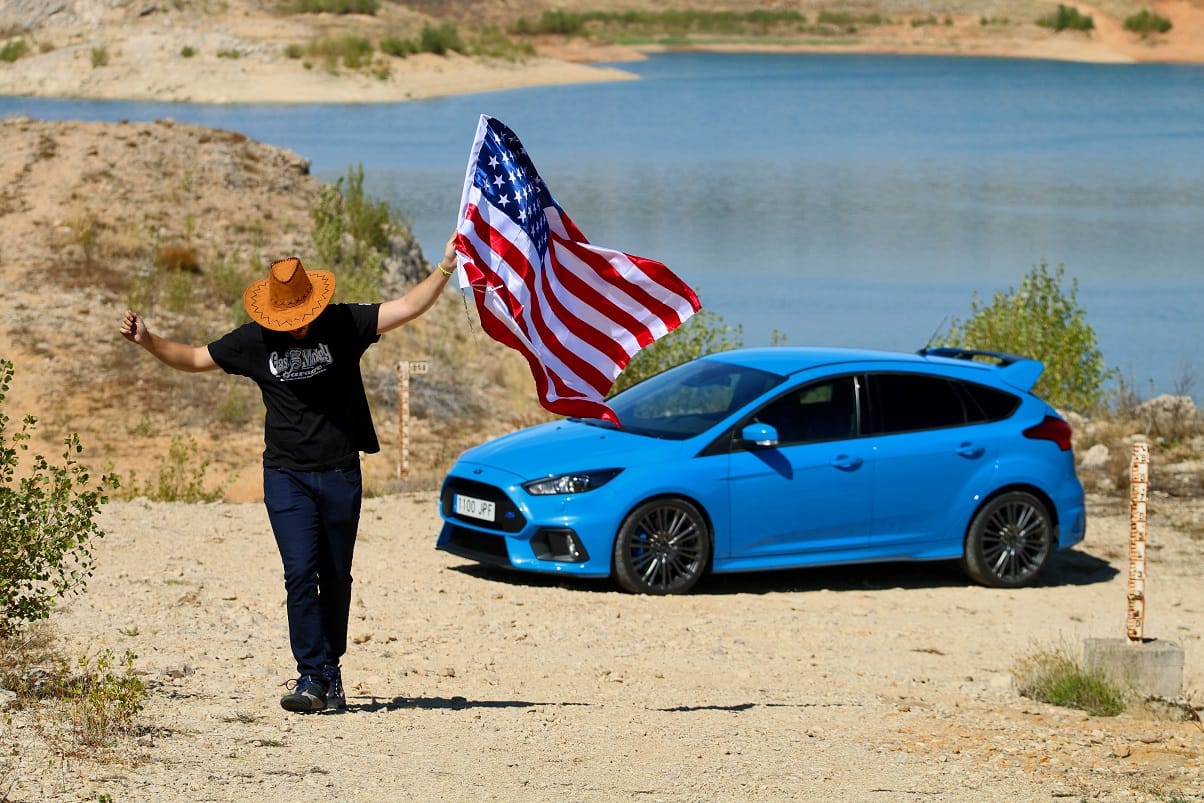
[454,494,496,522]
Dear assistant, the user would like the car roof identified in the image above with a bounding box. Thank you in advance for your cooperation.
[702,346,941,373]
[701,346,1042,390]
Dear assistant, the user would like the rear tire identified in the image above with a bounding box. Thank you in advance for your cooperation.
[612,498,710,595]
[961,490,1054,588]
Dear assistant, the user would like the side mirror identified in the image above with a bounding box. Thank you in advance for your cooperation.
[741,422,779,448]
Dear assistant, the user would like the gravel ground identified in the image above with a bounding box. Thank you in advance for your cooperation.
[2,490,1200,802]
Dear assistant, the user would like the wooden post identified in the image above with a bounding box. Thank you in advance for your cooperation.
[1127,442,1149,643]
[396,360,430,479]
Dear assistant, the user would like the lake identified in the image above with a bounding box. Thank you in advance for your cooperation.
[3,53,1202,399]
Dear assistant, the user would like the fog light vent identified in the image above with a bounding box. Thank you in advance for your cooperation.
[532,528,589,563]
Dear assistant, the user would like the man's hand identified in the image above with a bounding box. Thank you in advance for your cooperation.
[119,309,218,372]
[120,310,148,345]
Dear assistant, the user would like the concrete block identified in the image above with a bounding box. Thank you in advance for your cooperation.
[1082,637,1184,698]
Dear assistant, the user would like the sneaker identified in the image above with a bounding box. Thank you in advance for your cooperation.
[322,666,346,711]
[280,675,327,713]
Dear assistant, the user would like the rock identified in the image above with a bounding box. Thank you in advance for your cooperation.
[1079,443,1109,470]
[1137,394,1198,438]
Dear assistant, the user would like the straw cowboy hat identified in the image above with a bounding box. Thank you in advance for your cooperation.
[243,257,336,332]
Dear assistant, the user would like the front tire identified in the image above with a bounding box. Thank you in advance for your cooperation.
[961,490,1054,588]
[613,498,710,595]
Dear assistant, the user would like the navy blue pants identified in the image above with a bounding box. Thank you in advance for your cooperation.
[263,465,362,679]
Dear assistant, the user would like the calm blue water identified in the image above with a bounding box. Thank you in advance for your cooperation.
[3,53,1202,398]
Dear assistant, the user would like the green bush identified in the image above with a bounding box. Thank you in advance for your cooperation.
[468,27,536,61]
[90,45,109,68]
[0,360,118,641]
[122,434,224,503]
[292,0,377,14]
[1037,5,1094,31]
[307,35,373,70]
[1012,648,1127,716]
[310,164,399,302]
[419,23,463,55]
[180,45,197,58]
[937,261,1114,413]
[1,643,146,748]
[1124,9,1173,34]
[611,305,743,395]
[0,38,30,62]
[380,35,416,58]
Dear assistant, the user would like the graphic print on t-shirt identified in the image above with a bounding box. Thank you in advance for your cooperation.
[268,343,333,382]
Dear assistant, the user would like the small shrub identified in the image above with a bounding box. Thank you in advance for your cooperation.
[530,10,586,36]
[307,35,373,71]
[283,43,304,59]
[310,163,399,302]
[216,48,241,59]
[1012,647,1127,716]
[90,45,109,68]
[1125,9,1173,35]
[612,305,743,394]
[468,28,535,61]
[1,38,30,62]
[62,649,146,747]
[937,261,1114,413]
[0,360,118,641]
[180,45,196,58]
[292,0,377,13]
[123,435,224,503]
[419,23,463,55]
[380,35,415,58]
[3,644,146,748]
[817,10,885,26]
[1037,5,1094,31]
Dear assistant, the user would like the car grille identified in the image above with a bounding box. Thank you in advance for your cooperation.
[440,525,511,566]
[442,477,526,533]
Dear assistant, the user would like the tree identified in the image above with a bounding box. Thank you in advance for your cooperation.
[938,261,1114,412]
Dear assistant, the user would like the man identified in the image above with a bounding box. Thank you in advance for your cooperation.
[120,236,456,713]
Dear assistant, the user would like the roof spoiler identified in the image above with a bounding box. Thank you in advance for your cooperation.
[918,347,1045,392]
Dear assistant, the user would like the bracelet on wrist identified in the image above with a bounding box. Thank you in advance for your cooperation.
[438,263,454,276]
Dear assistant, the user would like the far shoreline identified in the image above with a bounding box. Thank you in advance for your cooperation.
[2,28,1203,107]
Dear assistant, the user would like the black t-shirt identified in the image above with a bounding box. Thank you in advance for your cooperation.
[208,303,382,471]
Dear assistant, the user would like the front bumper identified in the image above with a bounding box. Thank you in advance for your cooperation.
[436,468,615,578]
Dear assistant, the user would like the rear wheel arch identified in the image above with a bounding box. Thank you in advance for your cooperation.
[960,485,1058,588]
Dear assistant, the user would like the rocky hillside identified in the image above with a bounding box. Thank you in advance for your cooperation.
[0,116,539,502]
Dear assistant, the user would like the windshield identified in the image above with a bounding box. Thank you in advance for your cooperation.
[602,358,785,439]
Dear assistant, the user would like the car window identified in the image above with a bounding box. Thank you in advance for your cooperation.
[957,380,1020,423]
[869,372,967,434]
[607,359,784,439]
[747,375,858,446]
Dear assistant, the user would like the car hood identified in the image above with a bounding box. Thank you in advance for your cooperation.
[459,420,663,476]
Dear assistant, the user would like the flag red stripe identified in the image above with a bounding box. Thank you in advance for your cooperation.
[463,206,614,399]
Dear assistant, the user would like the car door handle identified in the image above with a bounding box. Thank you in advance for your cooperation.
[956,442,985,458]
[831,454,863,471]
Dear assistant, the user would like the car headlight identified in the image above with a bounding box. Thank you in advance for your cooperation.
[522,468,623,496]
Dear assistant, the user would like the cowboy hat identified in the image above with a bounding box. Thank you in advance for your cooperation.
[243,257,335,332]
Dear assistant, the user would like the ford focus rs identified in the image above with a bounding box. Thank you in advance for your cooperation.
[436,347,1086,595]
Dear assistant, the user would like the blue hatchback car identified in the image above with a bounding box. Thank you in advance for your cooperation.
[437,347,1087,594]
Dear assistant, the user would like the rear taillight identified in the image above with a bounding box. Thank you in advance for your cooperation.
[1023,415,1073,451]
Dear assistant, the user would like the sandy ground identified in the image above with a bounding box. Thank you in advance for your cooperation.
[2,489,1201,801]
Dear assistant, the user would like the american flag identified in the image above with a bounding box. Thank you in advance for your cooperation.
[454,115,700,424]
